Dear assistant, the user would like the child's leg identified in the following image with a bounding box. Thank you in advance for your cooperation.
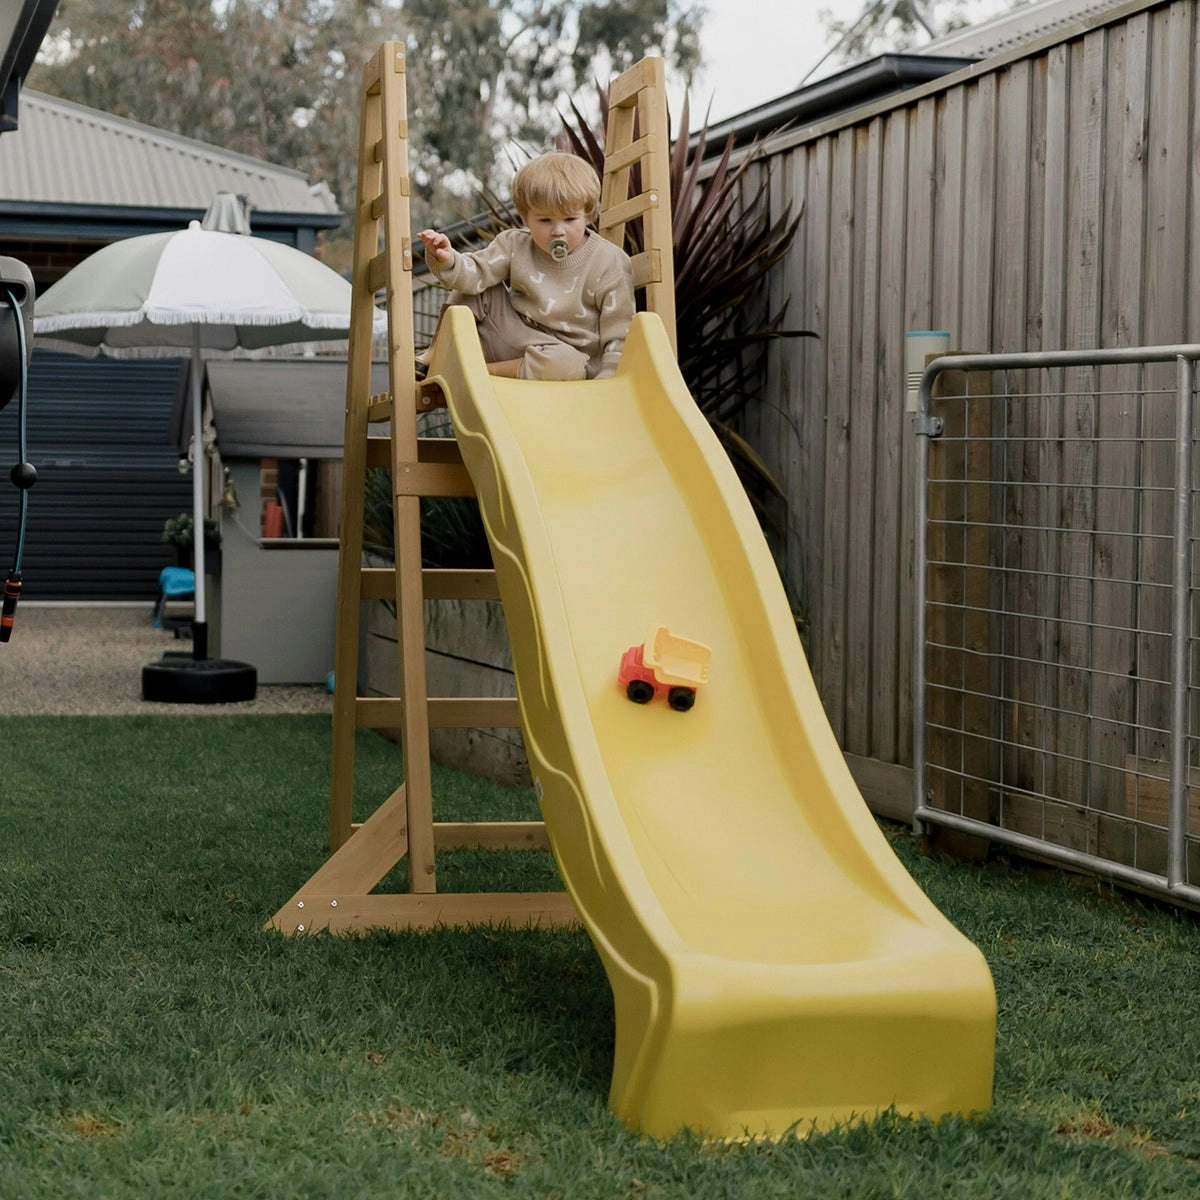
[467,287,523,363]
[416,290,490,367]
[518,342,589,381]
[471,287,589,381]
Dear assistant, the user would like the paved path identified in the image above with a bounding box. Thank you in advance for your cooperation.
[2,606,332,716]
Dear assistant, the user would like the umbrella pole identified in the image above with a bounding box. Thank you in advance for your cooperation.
[142,334,254,703]
[189,329,208,660]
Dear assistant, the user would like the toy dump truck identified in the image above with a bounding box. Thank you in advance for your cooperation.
[618,625,711,711]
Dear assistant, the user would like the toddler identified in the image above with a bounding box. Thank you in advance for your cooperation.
[418,152,635,380]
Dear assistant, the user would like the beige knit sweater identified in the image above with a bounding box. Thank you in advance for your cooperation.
[426,227,635,378]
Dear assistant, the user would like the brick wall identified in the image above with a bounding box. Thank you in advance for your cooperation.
[259,458,279,532]
[1,240,103,291]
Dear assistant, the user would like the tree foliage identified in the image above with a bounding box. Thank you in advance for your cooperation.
[816,0,1012,70]
[30,0,702,229]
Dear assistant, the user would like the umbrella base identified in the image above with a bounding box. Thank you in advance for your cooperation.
[142,657,258,705]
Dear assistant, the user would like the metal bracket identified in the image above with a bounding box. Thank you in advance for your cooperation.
[912,413,944,438]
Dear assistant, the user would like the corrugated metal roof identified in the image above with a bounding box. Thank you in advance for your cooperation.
[0,89,338,215]
[914,0,1127,58]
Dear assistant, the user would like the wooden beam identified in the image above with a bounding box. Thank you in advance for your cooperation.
[355,696,521,729]
[433,821,550,850]
[359,567,501,602]
[393,460,475,497]
[269,891,580,935]
[279,784,409,914]
[423,568,500,601]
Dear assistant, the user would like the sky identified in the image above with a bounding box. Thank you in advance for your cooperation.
[676,0,1016,126]
[676,0,856,125]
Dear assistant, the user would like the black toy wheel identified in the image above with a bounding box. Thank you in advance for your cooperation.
[142,657,258,705]
[626,679,655,704]
[667,686,696,712]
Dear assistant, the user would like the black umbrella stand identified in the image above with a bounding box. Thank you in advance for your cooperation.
[140,332,257,704]
[141,647,258,704]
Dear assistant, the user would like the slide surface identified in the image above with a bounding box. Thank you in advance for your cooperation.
[427,309,995,1140]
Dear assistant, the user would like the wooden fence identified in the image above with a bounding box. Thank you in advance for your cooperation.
[740,0,1200,782]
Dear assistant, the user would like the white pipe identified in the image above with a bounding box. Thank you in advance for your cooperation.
[190,327,207,657]
[297,456,308,537]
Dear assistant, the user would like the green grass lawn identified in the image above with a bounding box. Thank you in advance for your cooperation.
[1,714,1198,1198]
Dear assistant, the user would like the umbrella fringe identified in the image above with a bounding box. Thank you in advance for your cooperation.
[34,311,358,331]
[31,338,368,361]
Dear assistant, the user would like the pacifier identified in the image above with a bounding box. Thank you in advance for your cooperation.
[549,237,570,262]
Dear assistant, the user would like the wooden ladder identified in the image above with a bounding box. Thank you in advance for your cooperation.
[269,46,674,935]
[598,55,676,354]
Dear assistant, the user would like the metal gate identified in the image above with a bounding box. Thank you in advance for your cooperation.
[914,345,1200,908]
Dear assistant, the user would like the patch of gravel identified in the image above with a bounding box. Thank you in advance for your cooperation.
[2,606,333,716]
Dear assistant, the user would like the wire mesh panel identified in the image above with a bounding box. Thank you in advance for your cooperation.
[413,277,442,350]
[914,348,1200,908]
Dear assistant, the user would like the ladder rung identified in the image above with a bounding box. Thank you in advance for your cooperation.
[367,395,393,422]
[366,435,463,469]
[629,249,662,288]
[417,437,465,464]
[608,57,656,107]
[367,252,388,294]
[605,133,657,175]
[600,191,660,232]
[355,696,520,729]
[366,436,391,467]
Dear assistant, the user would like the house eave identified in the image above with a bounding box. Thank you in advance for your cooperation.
[696,53,978,151]
[0,199,343,243]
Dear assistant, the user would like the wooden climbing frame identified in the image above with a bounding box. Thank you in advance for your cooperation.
[269,44,675,935]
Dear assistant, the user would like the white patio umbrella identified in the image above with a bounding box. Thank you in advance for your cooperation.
[33,199,382,701]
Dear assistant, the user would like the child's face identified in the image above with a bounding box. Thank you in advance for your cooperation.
[524,207,589,260]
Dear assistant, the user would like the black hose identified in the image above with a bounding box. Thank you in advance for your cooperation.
[2,284,34,643]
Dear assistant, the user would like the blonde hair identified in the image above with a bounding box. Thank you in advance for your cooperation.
[511,153,601,222]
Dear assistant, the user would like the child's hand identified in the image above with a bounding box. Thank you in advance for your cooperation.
[418,229,453,263]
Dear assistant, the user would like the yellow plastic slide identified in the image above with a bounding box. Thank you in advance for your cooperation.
[426,308,996,1140]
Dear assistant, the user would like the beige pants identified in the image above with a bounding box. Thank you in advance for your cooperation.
[430,285,594,381]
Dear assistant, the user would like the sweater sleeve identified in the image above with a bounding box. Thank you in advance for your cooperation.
[426,229,519,295]
[595,256,637,379]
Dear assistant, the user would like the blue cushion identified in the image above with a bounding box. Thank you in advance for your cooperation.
[158,566,196,597]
